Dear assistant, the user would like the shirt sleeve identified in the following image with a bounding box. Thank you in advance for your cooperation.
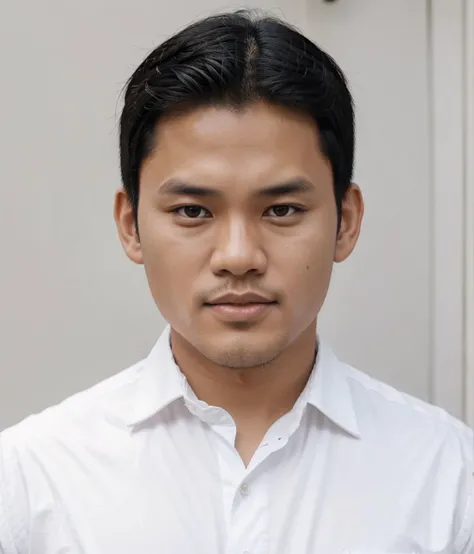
[455,425,474,553]
[458,477,474,553]
[0,431,28,554]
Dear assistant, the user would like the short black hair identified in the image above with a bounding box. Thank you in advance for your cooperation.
[119,10,355,228]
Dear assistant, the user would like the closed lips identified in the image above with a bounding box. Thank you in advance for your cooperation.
[206,293,275,305]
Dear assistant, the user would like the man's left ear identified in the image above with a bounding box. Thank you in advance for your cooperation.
[334,183,364,263]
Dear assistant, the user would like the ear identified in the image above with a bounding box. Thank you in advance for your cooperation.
[334,183,364,263]
[114,188,143,265]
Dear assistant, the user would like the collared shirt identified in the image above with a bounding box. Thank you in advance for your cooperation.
[0,326,473,554]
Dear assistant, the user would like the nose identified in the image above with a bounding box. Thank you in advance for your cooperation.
[209,216,267,277]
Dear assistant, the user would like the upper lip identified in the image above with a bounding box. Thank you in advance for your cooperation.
[206,292,275,305]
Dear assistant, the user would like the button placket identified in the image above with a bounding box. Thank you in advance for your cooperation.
[239,482,250,497]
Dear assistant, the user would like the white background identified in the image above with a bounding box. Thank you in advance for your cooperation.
[0,0,472,430]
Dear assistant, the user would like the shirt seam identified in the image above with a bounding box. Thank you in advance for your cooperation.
[0,442,20,554]
[454,471,474,551]
[344,367,470,432]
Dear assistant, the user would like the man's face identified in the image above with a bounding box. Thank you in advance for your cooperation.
[115,102,362,369]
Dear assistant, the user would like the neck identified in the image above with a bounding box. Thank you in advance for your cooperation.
[169,322,318,426]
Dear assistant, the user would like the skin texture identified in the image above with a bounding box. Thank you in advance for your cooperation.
[115,101,364,464]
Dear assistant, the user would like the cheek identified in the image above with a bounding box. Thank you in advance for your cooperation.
[273,229,335,274]
[139,213,200,270]
[138,223,208,315]
[139,232,180,300]
[272,233,335,305]
[141,252,194,328]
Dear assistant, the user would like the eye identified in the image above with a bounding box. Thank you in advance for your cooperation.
[174,205,211,219]
[265,205,302,217]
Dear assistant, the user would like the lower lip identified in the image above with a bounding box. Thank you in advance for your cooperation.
[206,302,276,321]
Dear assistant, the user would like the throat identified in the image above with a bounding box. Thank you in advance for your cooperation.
[233,420,275,467]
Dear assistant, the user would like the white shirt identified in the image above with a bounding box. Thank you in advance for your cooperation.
[0,326,473,554]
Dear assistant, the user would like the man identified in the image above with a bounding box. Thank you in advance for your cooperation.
[0,10,472,554]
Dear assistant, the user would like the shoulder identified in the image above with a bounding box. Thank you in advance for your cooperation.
[2,359,143,440]
[343,360,472,447]
[0,360,145,553]
[0,356,149,461]
[342,362,473,551]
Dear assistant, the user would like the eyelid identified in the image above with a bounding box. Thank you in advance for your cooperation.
[265,204,306,215]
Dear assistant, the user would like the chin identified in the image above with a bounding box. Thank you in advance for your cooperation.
[199,331,287,369]
[208,349,280,370]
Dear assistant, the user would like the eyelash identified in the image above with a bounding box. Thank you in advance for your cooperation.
[172,204,305,220]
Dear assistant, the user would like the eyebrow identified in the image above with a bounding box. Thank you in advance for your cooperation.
[158,178,314,198]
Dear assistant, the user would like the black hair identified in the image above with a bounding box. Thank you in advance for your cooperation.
[119,10,355,228]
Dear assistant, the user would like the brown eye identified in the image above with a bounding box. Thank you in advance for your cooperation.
[175,206,211,218]
[266,205,300,217]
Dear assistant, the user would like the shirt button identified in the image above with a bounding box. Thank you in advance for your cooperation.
[239,483,250,497]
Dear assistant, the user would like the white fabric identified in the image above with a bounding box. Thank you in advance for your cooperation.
[0,326,473,554]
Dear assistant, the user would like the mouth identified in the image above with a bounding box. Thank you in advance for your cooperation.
[204,301,278,322]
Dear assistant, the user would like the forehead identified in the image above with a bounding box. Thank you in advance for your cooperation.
[140,102,332,190]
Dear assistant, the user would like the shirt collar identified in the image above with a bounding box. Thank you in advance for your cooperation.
[122,325,361,439]
[305,340,361,438]
[122,326,185,427]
